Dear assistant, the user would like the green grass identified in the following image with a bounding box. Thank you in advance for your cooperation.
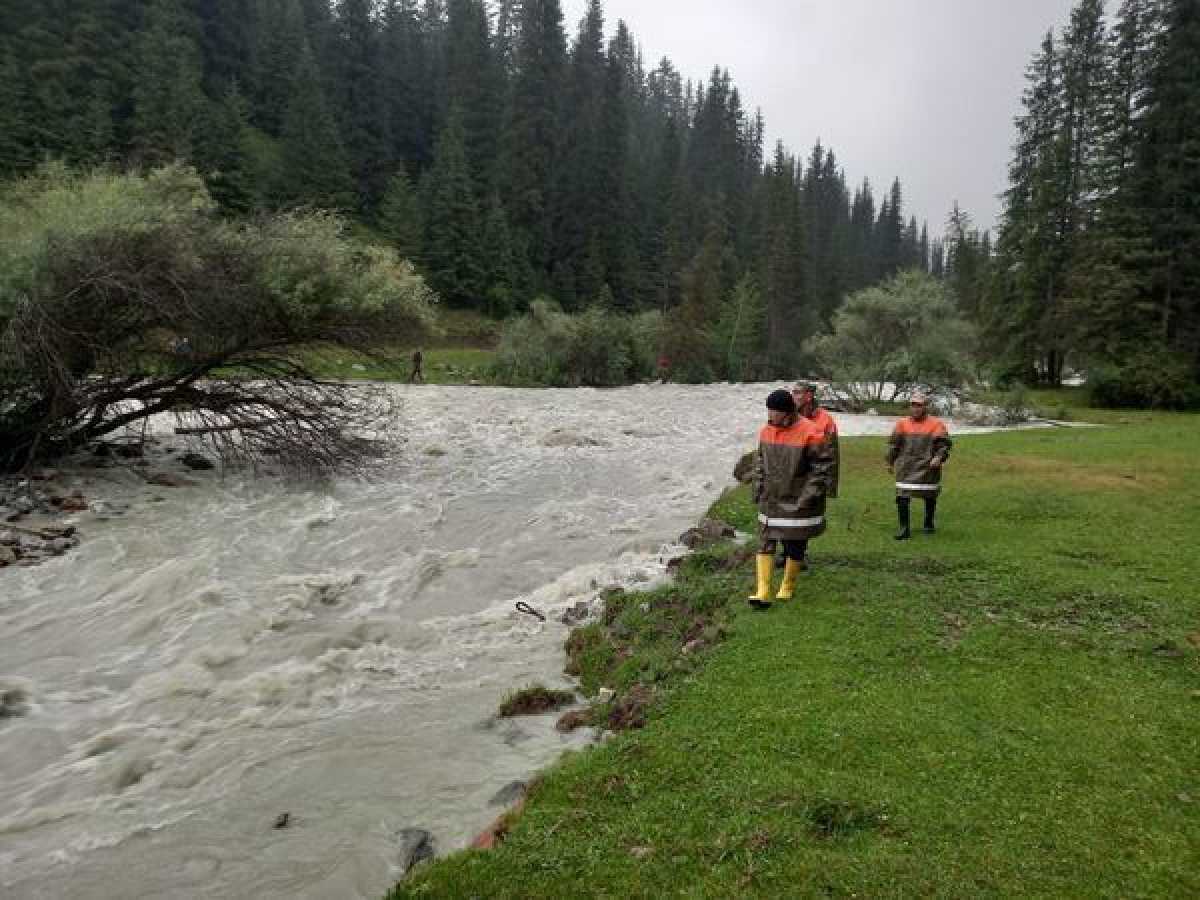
[301,345,496,384]
[390,409,1200,899]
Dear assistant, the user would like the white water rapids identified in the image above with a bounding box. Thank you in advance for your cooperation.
[0,383,1004,899]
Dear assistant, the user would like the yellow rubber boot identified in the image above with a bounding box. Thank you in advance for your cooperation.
[776,558,806,601]
[748,553,774,608]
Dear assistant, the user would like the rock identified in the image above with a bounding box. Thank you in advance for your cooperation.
[273,812,291,829]
[46,538,76,556]
[396,828,435,873]
[0,687,31,718]
[606,685,653,731]
[679,518,737,550]
[597,687,615,703]
[59,496,88,513]
[866,408,879,416]
[559,601,592,626]
[682,639,706,656]
[733,450,756,484]
[470,815,511,851]
[147,473,196,488]
[539,428,605,449]
[116,443,145,459]
[0,546,16,567]
[629,846,654,859]
[180,453,215,471]
[555,709,592,733]
[488,781,528,807]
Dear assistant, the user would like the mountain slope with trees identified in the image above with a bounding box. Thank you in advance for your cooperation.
[0,0,943,380]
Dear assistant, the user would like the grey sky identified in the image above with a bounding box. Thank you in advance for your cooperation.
[562,0,1080,240]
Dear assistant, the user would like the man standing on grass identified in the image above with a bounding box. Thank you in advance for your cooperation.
[749,389,835,610]
[409,349,424,384]
[793,382,839,498]
[886,393,952,540]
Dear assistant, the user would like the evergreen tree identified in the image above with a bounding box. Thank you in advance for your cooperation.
[481,192,519,317]
[333,0,391,209]
[377,164,425,261]
[197,81,259,213]
[503,0,568,282]
[444,0,501,188]
[276,40,355,210]
[1129,0,1200,367]
[131,0,207,164]
[380,0,431,170]
[421,106,485,304]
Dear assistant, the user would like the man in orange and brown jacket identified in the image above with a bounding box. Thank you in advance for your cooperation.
[793,382,839,499]
[749,389,835,609]
[886,393,952,540]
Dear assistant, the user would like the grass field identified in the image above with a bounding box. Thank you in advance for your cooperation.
[390,400,1199,899]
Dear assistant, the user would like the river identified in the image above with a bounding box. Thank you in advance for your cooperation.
[0,383,998,899]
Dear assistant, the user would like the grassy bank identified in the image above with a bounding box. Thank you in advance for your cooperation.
[390,404,1199,898]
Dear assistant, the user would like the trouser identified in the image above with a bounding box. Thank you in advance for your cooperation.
[761,538,808,561]
[896,496,937,528]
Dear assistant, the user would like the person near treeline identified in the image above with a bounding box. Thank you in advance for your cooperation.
[409,349,424,384]
[886,394,952,540]
[748,389,835,610]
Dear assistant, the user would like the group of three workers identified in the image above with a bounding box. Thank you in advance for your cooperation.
[748,384,952,609]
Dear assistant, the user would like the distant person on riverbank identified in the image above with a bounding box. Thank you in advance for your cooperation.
[409,349,424,384]
[749,389,835,610]
[886,394,952,540]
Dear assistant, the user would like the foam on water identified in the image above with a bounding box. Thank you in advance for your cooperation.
[0,383,1009,899]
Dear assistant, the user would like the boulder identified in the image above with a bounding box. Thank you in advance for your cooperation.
[555,709,592,733]
[180,453,216,471]
[396,828,435,873]
[559,600,592,626]
[678,518,736,550]
[488,781,528,807]
[147,473,196,488]
[540,429,605,449]
[732,450,756,484]
[1,687,31,718]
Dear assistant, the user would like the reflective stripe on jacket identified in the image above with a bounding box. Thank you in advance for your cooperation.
[752,417,834,540]
[886,415,952,497]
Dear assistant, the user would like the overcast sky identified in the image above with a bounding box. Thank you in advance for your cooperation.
[562,0,1081,239]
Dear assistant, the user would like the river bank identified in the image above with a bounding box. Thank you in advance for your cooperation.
[6,383,1000,900]
[390,404,1200,898]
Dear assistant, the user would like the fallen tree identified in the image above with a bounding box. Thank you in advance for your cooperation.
[0,164,437,473]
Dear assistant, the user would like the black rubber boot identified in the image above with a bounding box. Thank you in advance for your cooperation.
[922,497,937,534]
[895,497,912,541]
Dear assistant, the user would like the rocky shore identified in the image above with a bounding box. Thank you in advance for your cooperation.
[0,439,218,570]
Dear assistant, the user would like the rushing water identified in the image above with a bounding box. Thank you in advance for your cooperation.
[0,383,998,899]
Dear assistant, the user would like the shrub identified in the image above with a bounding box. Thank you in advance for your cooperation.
[0,164,437,472]
[1089,352,1200,410]
[804,270,977,410]
[493,300,662,387]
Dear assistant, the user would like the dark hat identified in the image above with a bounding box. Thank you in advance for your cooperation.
[766,389,796,414]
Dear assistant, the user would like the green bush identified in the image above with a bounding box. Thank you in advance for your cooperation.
[0,163,436,470]
[493,300,662,387]
[1089,352,1200,410]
